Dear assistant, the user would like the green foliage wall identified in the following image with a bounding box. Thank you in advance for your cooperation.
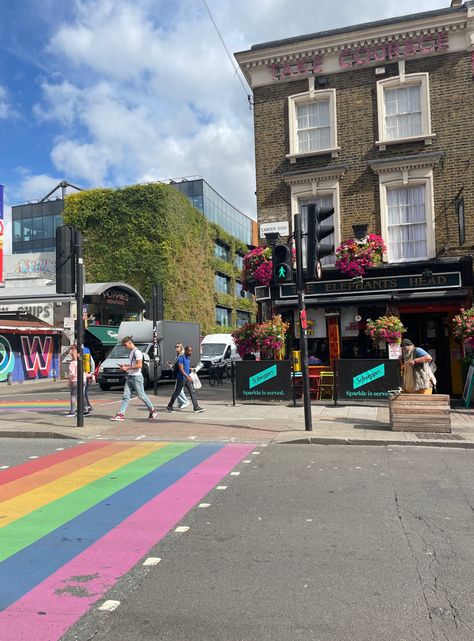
[64,183,255,335]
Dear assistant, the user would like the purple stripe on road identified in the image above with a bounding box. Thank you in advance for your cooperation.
[0,443,254,641]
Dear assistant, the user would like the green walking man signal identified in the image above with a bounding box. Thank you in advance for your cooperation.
[272,243,293,283]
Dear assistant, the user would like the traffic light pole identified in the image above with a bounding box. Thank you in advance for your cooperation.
[294,213,312,432]
[152,284,159,397]
[75,230,85,428]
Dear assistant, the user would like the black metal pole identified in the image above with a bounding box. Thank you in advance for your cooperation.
[152,284,158,397]
[76,230,84,428]
[231,360,236,406]
[294,213,312,431]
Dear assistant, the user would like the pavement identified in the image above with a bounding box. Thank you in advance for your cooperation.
[0,379,474,447]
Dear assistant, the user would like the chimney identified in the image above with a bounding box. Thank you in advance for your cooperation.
[451,0,462,7]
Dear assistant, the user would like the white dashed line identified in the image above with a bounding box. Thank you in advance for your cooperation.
[143,557,161,566]
[29,456,39,460]
[230,471,240,476]
[242,460,251,463]
[98,600,121,612]
[216,485,227,490]
[199,503,211,508]
[252,451,260,455]
[135,435,146,440]
[175,526,190,533]
[0,465,10,470]
[55,448,65,451]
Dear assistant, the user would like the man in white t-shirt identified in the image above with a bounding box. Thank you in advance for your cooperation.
[111,336,157,421]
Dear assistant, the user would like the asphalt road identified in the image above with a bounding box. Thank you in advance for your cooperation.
[64,444,474,641]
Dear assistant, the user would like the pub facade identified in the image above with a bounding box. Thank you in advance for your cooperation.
[236,1,474,395]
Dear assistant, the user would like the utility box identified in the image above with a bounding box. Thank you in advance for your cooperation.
[389,393,451,433]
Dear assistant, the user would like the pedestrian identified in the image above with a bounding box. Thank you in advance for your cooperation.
[400,338,436,394]
[65,345,86,417]
[82,345,95,415]
[111,336,158,421]
[167,343,190,409]
[167,345,204,413]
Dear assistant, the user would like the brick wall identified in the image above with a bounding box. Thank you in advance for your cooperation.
[253,51,474,253]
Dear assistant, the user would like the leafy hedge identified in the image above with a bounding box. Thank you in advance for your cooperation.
[64,183,255,334]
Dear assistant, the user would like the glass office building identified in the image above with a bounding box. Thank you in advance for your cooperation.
[12,200,64,254]
[169,178,253,245]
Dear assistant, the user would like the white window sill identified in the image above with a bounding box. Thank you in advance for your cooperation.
[286,147,341,164]
[387,256,430,264]
[376,134,436,151]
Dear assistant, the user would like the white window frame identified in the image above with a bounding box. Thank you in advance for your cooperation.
[376,72,435,149]
[378,168,436,263]
[287,88,340,163]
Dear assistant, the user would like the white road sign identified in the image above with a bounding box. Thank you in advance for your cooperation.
[260,221,289,239]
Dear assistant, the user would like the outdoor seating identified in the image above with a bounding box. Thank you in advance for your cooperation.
[318,371,335,400]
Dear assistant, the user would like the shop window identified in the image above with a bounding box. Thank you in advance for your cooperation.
[215,273,231,295]
[386,185,428,261]
[215,306,232,327]
[376,73,434,149]
[287,89,339,161]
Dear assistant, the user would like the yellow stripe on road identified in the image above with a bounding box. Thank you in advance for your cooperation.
[0,443,167,528]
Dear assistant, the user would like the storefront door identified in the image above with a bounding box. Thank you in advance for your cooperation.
[400,312,451,394]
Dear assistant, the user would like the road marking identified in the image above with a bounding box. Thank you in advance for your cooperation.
[55,448,65,451]
[0,465,10,470]
[252,451,260,455]
[216,485,227,490]
[29,456,39,460]
[98,600,121,612]
[188,436,197,440]
[242,460,251,463]
[306,519,313,522]
[143,557,161,566]
[230,471,240,476]
[174,526,189,533]
[199,503,210,508]
[134,435,146,441]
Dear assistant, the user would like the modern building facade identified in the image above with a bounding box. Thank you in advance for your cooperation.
[236,0,474,394]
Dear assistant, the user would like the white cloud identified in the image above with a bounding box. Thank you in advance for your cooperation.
[33,0,448,219]
[0,86,12,119]
[14,171,64,202]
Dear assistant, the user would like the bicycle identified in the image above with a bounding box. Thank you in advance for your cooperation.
[208,362,229,386]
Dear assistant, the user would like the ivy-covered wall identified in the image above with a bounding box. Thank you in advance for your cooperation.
[64,183,255,335]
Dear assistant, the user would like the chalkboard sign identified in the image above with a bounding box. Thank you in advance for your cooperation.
[462,364,474,409]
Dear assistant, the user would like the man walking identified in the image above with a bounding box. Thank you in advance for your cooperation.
[167,345,204,413]
[111,336,158,421]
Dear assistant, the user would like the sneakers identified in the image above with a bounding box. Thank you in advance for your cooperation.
[111,413,125,421]
[148,409,158,419]
[64,412,76,417]
[194,407,205,413]
[166,406,175,413]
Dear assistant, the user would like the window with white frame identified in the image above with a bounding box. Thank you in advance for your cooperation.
[376,73,433,147]
[300,194,335,267]
[386,185,428,261]
[288,89,339,159]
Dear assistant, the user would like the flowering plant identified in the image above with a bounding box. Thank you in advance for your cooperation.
[254,314,290,358]
[232,323,258,358]
[453,308,474,346]
[366,316,406,345]
[241,245,296,291]
[335,234,386,278]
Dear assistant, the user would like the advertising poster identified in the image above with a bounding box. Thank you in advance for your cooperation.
[235,360,292,401]
[335,359,401,400]
[0,184,4,286]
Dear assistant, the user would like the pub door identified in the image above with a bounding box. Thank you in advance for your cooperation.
[399,312,451,394]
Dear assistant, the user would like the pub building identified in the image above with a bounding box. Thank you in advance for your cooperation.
[236,0,474,396]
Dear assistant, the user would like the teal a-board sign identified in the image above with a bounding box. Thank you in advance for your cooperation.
[235,360,292,401]
[335,359,401,400]
[462,364,474,409]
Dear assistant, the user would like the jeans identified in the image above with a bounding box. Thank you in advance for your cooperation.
[119,374,154,414]
[84,380,91,409]
[176,383,189,407]
[69,383,77,413]
[168,378,199,410]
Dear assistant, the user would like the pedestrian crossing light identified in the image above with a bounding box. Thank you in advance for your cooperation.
[306,204,335,281]
[272,243,293,283]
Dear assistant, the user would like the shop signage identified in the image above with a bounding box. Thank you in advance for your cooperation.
[268,55,323,81]
[0,303,53,322]
[335,359,401,400]
[338,32,449,69]
[280,271,461,299]
[255,286,271,302]
[235,360,291,401]
[102,289,129,306]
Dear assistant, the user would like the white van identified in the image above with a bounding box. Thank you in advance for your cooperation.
[200,333,239,374]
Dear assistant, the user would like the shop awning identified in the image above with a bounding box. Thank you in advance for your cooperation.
[85,325,119,345]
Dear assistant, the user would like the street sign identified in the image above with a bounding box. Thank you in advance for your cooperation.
[260,221,289,239]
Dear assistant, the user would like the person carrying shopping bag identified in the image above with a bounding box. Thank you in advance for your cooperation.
[400,338,436,394]
[167,343,190,409]
[167,345,204,413]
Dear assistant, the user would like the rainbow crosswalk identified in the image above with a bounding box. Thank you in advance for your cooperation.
[0,399,70,411]
[0,440,254,640]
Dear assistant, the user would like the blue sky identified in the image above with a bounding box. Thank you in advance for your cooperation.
[0,0,448,251]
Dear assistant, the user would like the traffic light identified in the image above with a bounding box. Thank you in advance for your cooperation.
[56,225,76,294]
[306,204,334,281]
[272,243,293,283]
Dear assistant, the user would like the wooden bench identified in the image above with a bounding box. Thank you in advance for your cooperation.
[389,393,451,433]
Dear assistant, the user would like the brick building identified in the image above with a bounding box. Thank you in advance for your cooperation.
[236,0,474,394]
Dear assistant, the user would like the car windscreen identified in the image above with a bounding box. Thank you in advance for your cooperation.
[201,344,226,356]
[107,344,149,359]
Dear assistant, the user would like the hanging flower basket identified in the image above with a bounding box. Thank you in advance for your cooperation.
[366,316,406,345]
[241,245,296,291]
[232,315,290,359]
[453,308,474,347]
[232,322,258,358]
[335,234,386,278]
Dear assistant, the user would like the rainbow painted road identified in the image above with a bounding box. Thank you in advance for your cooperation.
[0,399,110,412]
[0,440,254,641]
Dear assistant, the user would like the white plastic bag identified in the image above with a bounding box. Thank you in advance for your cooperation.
[190,371,202,390]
